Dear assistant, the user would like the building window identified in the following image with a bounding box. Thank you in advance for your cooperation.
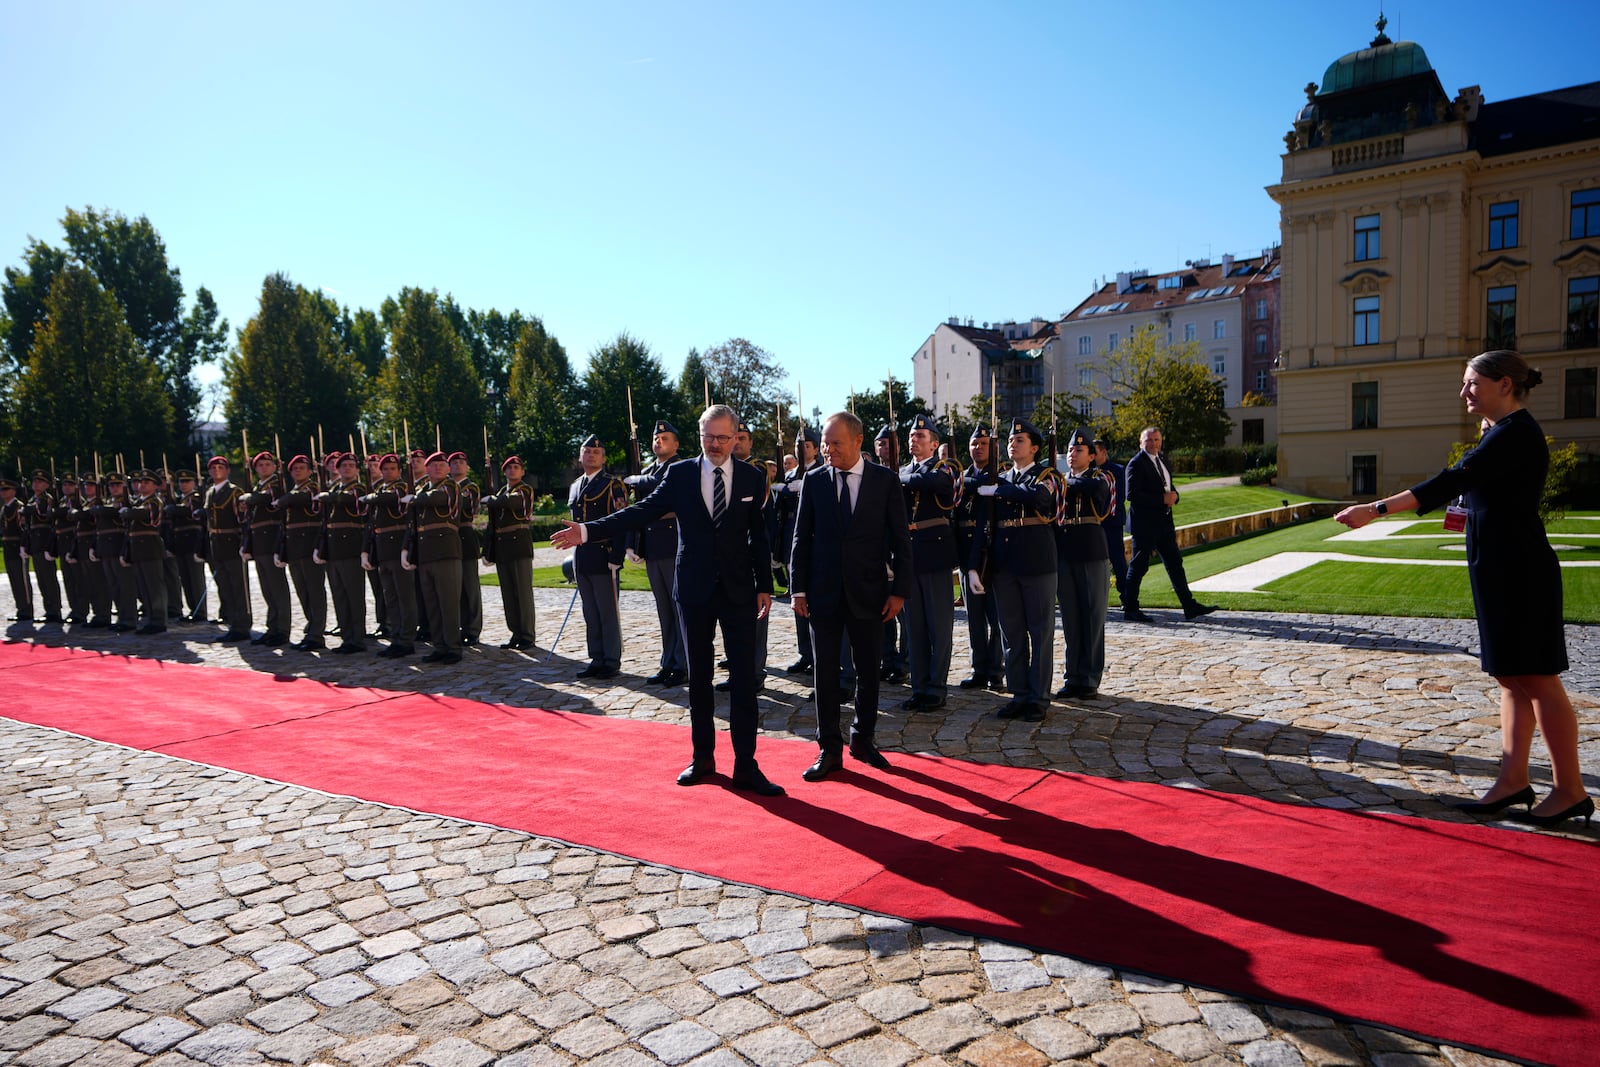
[1569,276,1600,350]
[1486,285,1517,350]
[1212,354,1226,376]
[1108,333,1119,351]
[1565,368,1597,419]
[1254,332,1269,356]
[1354,213,1381,261]
[1077,335,1091,356]
[1255,298,1268,320]
[1242,419,1265,446]
[1353,295,1380,345]
[1078,366,1092,388]
[1184,322,1197,342]
[1255,369,1270,392]
[1351,454,1377,497]
[1352,381,1378,429]
[1213,320,1226,339]
[1158,275,1182,290]
[1488,200,1519,250]
[1572,189,1600,240]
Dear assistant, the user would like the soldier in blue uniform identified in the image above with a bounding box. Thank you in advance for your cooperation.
[568,434,627,678]
[957,424,1003,688]
[776,424,822,674]
[873,426,910,686]
[625,419,687,686]
[1055,429,1114,700]
[968,419,1061,722]
[1092,438,1128,605]
[897,413,961,711]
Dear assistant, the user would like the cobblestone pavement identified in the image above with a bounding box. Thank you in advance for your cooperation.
[4,571,1595,1067]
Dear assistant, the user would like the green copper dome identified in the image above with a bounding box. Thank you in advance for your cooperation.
[1320,16,1433,94]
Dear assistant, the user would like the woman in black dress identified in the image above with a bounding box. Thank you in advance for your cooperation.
[1336,350,1592,830]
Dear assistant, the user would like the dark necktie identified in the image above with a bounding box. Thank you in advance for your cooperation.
[838,469,852,526]
[712,465,725,525]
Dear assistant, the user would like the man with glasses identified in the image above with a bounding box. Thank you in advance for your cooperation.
[553,406,783,796]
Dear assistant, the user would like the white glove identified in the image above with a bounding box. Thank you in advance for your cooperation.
[361,551,374,572]
[967,569,986,596]
[400,494,415,505]
[241,549,252,561]
[401,549,416,571]
[623,475,649,487]
[44,551,55,562]
[782,480,801,494]
[609,562,620,573]
[625,549,643,564]
[89,548,99,563]
[976,485,998,497]
[273,553,286,568]
[312,549,325,565]
[65,554,77,565]
[19,548,28,560]
[193,553,204,563]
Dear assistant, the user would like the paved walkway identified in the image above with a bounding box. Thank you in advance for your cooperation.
[4,570,1596,1067]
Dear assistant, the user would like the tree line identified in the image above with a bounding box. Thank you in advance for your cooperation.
[2,207,1232,490]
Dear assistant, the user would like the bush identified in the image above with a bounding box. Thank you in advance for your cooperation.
[1240,464,1277,486]
[1163,444,1277,475]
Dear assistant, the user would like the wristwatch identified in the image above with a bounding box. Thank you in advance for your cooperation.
[1374,501,1389,515]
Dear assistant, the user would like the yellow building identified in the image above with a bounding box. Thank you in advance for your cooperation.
[1267,17,1600,498]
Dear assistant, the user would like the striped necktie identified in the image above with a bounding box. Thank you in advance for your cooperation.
[712,464,726,525]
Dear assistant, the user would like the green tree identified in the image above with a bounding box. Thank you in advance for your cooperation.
[224,273,364,457]
[698,338,794,459]
[1447,434,1578,524]
[1085,325,1232,450]
[507,317,575,491]
[843,378,928,442]
[12,267,171,466]
[376,287,485,456]
[578,333,675,470]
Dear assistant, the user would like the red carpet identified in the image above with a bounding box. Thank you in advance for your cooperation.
[4,644,1596,1066]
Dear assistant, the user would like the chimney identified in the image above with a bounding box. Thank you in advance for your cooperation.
[1221,254,1234,276]
[1115,271,1132,296]
[947,315,959,326]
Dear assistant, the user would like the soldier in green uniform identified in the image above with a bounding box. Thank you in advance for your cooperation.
[70,473,111,628]
[154,468,184,623]
[54,473,87,624]
[364,452,389,639]
[483,455,537,650]
[166,470,207,623]
[123,470,169,634]
[319,452,368,654]
[278,455,328,651]
[448,451,483,646]
[202,456,252,641]
[25,472,65,624]
[242,451,291,646]
[0,476,31,623]
[365,453,417,658]
[568,434,627,678]
[409,451,462,664]
[93,471,137,630]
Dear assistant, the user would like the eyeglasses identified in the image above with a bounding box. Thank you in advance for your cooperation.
[701,434,734,445]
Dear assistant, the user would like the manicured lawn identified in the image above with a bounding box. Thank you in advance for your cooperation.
[1171,485,1328,526]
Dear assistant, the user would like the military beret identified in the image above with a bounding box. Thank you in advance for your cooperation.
[653,420,679,437]
[1066,427,1094,450]
[336,452,359,466]
[424,451,447,466]
[581,434,603,449]
[501,455,524,471]
[969,422,991,440]
[207,455,231,469]
[409,448,427,458]
[908,413,941,437]
[251,451,276,466]
[446,451,467,464]
[875,425,895,442]
[379,452,402,468]
[1010,419,1044,447]
[286,454,311,470]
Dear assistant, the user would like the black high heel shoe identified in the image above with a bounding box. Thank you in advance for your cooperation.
[1452,785,1535,815]
[1509,796,1595,830]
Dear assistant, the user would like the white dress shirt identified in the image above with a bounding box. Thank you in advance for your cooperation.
[701,455,735,517]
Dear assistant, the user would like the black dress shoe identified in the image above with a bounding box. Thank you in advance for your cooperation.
[463,636,479,646]
[731,768,785,796]
[1077,688,1100,701]
[987,675,1006,689]
[995,701,1022,720]
[1020,703,1046,722]
[714,679,732,692]
[291,639,326,652]
[1453,785,1536,815]
[591,667,619,680]
[421,649,457,663]
[261,632,290,647]
[919,695,947,711]
[1123,609,1156,624]
[848,741,891,770]
[717,658,731,669]
[332,644,365,655]
[897,695,925,711]
[83,618,109,629]
[835,687,853,705]
[1183,602,1219,621]
[67,614,86,625]
[110,622,135,632]
[802,752,844,782]
[881,669,908,685]
[784,658,814,675]
[1055,683,1076,699]
[1509,796,1595,829]
[645,670,669,685]
[135,625,167,635]
[576,664,601,678]
[677,762,716,786]
[43,615,65,625]
[662,669,688,686]
[958,675,985,689]
[219,630,250,642]
[377,643,415,658]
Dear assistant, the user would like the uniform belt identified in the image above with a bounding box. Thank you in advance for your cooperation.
[1060,517,1101,526]
[658,512,676,521]
[997,516,1052,528]
[286,521,320,530]
[958,520,976,529]
[327,522,364,530]
[250,521,277,530]
[374,524,406,534]
[907,517,949,531]
[130,529,162,537]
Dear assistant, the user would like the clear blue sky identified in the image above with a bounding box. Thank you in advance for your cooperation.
[3,1,1596,422]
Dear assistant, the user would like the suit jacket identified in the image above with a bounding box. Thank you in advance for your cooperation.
[584,457,772,607]
[790,461,912,619]
[1125,450,1178,535]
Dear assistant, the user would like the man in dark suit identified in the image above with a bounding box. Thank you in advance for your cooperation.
[553,405,783,797]
[790,411,912,782]
[1122,426,1216,624]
